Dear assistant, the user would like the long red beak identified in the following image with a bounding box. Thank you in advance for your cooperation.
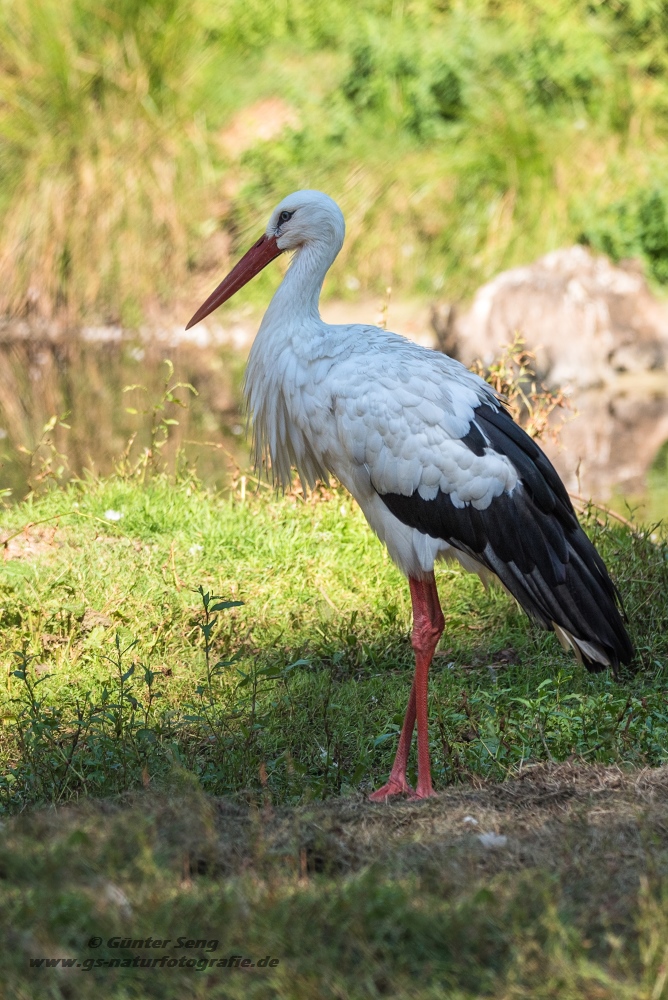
[185,233,283,329]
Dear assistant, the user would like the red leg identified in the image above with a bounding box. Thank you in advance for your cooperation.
[368,680,416,801]
[369,573,444,802]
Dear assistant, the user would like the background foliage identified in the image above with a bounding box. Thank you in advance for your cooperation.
[2,0,668,322]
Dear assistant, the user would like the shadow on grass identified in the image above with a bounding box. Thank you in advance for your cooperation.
[3,762,668,999]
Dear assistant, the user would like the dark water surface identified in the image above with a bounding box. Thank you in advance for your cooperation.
[1,331,667,525]
[0,331,248,500]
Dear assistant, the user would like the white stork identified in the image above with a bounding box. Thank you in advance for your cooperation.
[186,190,634,801]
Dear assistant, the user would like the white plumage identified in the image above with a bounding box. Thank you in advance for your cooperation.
[187,189,634,801]
[242,194,517,579]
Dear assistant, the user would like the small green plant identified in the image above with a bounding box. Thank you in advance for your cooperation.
[185,585,312,791]
[16,411,71,496]
[186,586,243,745]
[121,359,197,479]
[98,633,157,787]
[3,633,169,808]
[7,643,95,802]
[194,586,244,691]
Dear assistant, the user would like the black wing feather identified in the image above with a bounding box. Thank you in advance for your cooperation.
[377,403,634,673]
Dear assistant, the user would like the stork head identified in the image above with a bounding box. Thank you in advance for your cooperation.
[186,190,345,329]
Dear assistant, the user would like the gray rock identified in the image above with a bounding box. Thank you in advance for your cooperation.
[454,246,668,389]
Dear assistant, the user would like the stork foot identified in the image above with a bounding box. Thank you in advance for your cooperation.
[368,777,414,802]
[407,783,437,802]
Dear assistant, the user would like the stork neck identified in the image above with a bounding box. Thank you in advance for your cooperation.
[266,240,336,325]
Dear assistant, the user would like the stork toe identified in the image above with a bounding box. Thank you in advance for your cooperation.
[368,777,414,802]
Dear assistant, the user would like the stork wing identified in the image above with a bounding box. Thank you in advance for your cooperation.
[332,346,633,672]
[333,346,515,504]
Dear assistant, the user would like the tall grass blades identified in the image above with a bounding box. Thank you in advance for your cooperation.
[0,0,213,324]
[1,0,668,321]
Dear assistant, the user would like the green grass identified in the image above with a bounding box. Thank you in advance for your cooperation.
[0,475,666,811]
[2,0,668,322]
[0,474,667,997]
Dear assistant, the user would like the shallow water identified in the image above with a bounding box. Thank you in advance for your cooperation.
[0,331,666,527]
[0,332,248,500]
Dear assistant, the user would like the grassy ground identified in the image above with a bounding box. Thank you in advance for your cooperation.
[4,764,668,999]
[0,475,667,809]
[0,473,667,996]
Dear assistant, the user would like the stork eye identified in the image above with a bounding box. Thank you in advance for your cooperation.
[278,210,294,224]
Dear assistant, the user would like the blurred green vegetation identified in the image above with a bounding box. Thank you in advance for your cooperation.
[1,0,668,324]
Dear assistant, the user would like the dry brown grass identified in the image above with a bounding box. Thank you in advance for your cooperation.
[19,761,668,913]
[147,762,668,886]
[6,762,668,998]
